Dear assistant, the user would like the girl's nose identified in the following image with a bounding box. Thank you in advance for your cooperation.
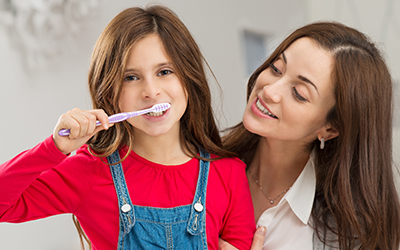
[142,78,161,99]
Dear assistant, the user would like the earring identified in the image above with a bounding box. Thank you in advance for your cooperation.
[320,138,325,149]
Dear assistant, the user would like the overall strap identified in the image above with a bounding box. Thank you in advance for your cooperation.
[107,151,135,240]
[187,148,210,235]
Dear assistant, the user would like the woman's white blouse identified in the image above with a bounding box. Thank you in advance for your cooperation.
[257,156,316,250]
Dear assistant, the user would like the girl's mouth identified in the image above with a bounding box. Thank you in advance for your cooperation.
[256,99,278,119]
[145,110,167,117]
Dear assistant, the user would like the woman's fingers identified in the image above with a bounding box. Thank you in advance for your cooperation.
[250,226,266,250]
[217,226,266,250]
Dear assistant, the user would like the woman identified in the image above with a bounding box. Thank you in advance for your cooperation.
[223,21,400,249]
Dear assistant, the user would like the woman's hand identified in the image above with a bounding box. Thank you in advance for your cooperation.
[219,226,266,250]
[53,108,111,155]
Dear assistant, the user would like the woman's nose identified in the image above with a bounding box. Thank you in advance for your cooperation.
[262,80,283,103]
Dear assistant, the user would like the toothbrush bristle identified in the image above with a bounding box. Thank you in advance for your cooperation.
[153,103,171,112]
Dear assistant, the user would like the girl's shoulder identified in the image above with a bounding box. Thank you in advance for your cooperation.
[210,154,246,168]
[53,143,108,176]
[71,145,106,166]
[209,154,246,172]
[75,144,99,158]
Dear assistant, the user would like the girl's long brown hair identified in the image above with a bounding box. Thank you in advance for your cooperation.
[223,21,400,249]
[87,5,232,159]
[75,5,235,248]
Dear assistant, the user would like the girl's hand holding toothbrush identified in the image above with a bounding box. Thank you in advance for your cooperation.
[52,103,171,155]
[52,108,111,155]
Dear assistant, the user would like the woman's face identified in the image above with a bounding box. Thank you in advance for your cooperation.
[243,37,336,144]
[118,34,188,139]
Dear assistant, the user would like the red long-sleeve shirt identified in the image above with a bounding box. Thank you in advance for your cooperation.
[0,136,255,249]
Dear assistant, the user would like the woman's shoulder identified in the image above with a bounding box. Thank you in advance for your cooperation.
[312,230,339,250]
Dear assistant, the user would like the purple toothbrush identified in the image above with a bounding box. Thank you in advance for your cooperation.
[58,103,171,136]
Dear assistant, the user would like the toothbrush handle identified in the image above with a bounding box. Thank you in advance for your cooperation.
[58,112,135,136]
[57,103,165,137]
[107,113,131,124]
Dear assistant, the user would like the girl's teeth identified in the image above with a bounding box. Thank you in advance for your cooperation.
[256,99,277,118]
[146,111,165,117]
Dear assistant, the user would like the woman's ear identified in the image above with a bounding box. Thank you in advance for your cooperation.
[318,123,339,142]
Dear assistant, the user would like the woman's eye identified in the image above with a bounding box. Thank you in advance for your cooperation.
[269,63,282,75]
[124,75,138,81]
[158,69,172,76]
[292,87,308,102]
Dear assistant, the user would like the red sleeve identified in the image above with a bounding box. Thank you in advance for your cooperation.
[220,158,256,249]
[0,136,99,222]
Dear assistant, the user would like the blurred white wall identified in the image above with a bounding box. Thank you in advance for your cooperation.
[0,0,399,249]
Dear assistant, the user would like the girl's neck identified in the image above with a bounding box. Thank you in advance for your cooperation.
[248,137,311,193]
[131,130,192,166]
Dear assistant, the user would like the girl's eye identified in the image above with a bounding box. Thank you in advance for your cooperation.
[269,63,282,75]
[292,87,308,102]
[158,69,172,76]
[124,75,138,81]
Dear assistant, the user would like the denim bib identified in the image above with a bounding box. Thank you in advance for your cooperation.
[107,149,210,250]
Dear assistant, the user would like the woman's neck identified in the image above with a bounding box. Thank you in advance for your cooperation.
[248,137,312,222]
[248,137,311,194]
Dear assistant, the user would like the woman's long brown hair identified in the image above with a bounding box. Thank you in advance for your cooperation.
[223,21,400,249]
[74,5,235,248]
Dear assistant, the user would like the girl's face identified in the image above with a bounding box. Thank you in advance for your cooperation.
[118,34,187,139]
[243,37,336,144]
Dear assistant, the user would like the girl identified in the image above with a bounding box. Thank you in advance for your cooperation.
[0,6,255,250]
[223,21,400,249]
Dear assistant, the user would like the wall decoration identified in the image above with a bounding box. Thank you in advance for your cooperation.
[0,0,100,69]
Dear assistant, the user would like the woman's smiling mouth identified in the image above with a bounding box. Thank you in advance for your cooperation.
[256,99,278,119]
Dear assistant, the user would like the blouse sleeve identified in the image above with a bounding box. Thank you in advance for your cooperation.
[0,136,98,222]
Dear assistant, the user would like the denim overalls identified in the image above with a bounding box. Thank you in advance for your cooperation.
[107,149,210,250]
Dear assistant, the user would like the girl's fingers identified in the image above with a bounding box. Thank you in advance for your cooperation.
[68,112,91,138]
[53,108,111,155]
[87,109,110,131]
[63,108,109,139]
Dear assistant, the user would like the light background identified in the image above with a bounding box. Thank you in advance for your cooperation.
[0,0,399,249]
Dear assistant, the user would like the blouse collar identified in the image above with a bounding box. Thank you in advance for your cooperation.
[284,152,316,225]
